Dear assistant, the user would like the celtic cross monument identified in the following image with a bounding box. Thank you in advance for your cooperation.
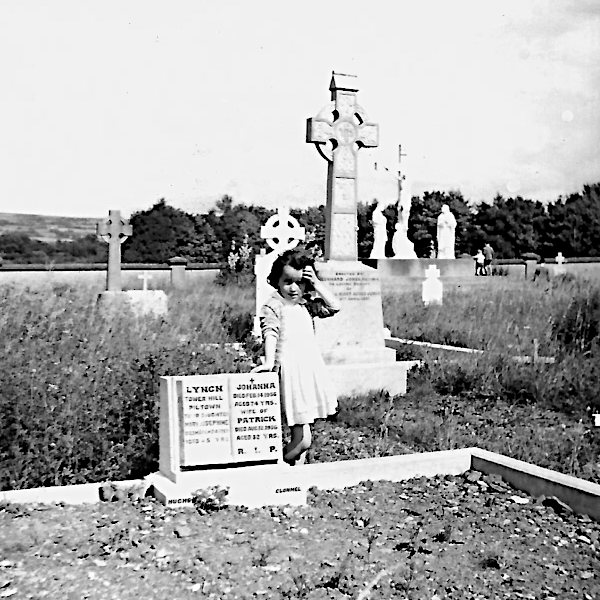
[306,72,379,260]
[96,210,133,292]
[304,73,418,397]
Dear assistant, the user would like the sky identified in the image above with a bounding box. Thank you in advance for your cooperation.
[0,0,599,218]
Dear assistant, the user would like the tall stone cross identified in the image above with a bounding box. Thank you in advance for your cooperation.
[96,209,133,292]
[306,72,379,261]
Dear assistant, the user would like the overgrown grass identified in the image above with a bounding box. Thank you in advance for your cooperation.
[0,282,254,490]
[1,275,598,490]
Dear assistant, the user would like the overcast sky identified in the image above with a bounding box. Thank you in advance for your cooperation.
[1,0,598,218]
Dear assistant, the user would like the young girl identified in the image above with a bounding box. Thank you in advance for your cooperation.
[253,248,340,465]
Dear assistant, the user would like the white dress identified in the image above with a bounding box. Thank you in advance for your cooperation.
[260,292,338,426]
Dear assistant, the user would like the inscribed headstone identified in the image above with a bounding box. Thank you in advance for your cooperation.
[159,372,282,480]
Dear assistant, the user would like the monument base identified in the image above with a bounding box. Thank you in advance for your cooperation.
[146,464,307,509]
[312,260,420,397]
[326,360,420,397]
[97,290,168,318]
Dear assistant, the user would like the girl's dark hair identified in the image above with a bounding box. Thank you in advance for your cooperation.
[267,247,314,289]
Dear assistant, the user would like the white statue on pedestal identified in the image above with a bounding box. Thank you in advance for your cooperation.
[436,204,457,259]
[369,201,388,259]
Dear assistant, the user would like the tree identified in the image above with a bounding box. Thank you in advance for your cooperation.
[471,195,547,258]
[122,199,198,263]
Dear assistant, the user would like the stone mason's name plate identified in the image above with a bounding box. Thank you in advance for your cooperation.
[175,372,282,467]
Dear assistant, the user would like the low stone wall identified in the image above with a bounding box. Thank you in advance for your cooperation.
[0,263,221,290]
[363,258,474,278]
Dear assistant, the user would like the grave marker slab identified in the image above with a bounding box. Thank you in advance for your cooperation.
[422,264,443,305]
[159,372,283,481]
[152,371,310,508]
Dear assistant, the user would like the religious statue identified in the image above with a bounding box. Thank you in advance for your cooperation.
[436,204,457,259]
[390,173,417,259]
[369,201,388,259]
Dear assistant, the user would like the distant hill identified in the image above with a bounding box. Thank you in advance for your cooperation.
[0,212,99,243]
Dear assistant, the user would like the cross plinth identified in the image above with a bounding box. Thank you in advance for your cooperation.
[307,72,379,260]
[96,210,133,292]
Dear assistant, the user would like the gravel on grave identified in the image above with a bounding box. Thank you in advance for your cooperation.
[1,472,599,600]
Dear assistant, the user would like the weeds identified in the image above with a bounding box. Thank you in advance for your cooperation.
[191,485,229,515]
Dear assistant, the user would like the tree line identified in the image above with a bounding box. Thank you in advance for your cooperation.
[1,183,599,264]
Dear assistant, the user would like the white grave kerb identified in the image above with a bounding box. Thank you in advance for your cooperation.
[422,264,443,306]
[254,207,306,338]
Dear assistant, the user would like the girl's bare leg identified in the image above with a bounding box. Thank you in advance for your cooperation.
[283,424,312,465]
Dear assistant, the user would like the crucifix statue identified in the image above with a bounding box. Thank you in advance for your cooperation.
[96,210,133,292]
[306,72,379,260]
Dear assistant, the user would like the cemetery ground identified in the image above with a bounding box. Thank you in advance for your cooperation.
[1,275,599,598]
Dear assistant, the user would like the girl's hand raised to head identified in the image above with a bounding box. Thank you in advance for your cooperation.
[302,265,318,286]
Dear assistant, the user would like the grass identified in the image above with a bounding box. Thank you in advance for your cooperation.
[0,274,598,491]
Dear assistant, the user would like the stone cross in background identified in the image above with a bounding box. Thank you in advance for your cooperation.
[138,271,152,291]
[555,252,566,275]
[260,207,305,254]
[422,264,443,306]
[306,72,379,260]
[254,207,305,338]
[96,210,133,292]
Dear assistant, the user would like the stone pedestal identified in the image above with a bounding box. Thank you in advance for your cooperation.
[314,261,418,397]
[168,256,188,289]
[97,290,168,318]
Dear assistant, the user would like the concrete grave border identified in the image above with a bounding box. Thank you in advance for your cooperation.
[1,448,599,521]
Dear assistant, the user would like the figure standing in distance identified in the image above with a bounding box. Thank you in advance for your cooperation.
[369,200,388,259]
[474,249,486,276]
[429,239,436,259]
[253,248,340,465]
[436,204,457,259]
[483,243,494,276]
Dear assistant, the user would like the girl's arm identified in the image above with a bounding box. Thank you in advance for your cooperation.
[252,303,280,372]
[303,266,341,312]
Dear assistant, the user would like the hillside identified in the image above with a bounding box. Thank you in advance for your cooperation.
[0,212,98,242]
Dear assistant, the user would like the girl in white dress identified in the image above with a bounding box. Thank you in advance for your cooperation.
[253,249,340,465]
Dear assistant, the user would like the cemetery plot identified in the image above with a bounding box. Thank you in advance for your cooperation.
[1,473,598,600]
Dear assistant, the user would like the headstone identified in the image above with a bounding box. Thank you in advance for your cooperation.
[150,371,307,508]
[555,252,566,275]
[138,271,152,291]
[253,207,305,338]
[96,210,132,291]
[422,265,443,306]
[436,204,456,259]
[96,209,167,317]
[306,73,419,396]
